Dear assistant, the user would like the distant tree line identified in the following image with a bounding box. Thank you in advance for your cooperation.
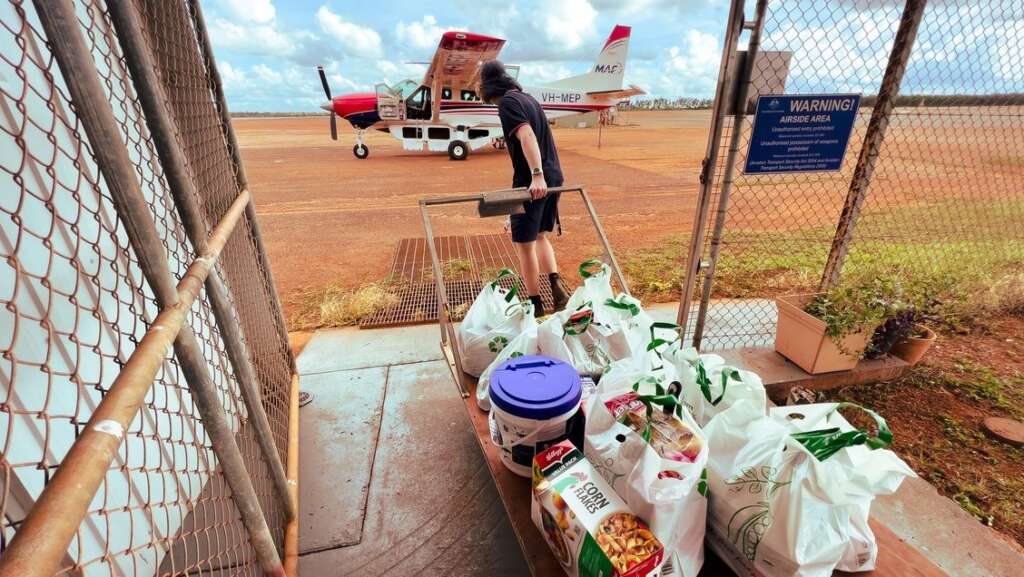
[620,97,714,110]
[863,93,1024,107]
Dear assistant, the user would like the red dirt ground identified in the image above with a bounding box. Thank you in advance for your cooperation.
[236,109,1022,321]
[824,317,1024,549]
[237,111,708,318]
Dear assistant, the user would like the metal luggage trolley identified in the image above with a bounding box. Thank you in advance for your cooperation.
[419,185,633,575]
[419,185,630,398]
[417,187,949,577]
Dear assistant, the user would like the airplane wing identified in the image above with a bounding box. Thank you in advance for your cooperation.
[587,85,647,100]
[422,31,506,91]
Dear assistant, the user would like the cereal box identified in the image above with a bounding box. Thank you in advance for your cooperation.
[532,440,664,577]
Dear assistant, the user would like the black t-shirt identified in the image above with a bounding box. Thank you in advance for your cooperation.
[497,90,564,188]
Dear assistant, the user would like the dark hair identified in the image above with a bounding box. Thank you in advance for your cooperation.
[479,60,521,103]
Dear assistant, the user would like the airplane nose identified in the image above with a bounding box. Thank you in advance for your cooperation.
[320,101,334,112]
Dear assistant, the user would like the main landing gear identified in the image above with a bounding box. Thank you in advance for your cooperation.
[448,140,468,161]
[352,129,369,159]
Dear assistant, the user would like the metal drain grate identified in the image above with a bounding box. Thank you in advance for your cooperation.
[359,234,562,328]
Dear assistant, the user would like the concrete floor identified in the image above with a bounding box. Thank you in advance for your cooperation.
[296,323,529,576]
[296,303,1023,577]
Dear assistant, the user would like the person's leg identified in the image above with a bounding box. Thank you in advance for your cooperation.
[536,233,558,274]
[537,194,570,311]
[514,241,541,296]
[510,200,545,315]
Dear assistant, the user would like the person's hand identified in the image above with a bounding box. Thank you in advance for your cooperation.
[529,173,548,200]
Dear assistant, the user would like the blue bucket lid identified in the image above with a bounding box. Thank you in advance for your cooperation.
[489,355,581,420]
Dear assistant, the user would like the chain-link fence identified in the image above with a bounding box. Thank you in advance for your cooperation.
[682,0,1024,350]
[1,0,294,575]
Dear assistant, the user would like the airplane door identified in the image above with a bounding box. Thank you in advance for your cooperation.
[375,83,404,120]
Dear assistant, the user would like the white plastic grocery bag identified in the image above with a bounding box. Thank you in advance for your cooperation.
[663,345,767,428]
[703,402,915,577]
[565,259,616,313]
[584,362,709,577]
[458,269,535,377]
[602,292,657,360]
[475,324,539,411]
[537,306,632,377]
[768,404,916,574]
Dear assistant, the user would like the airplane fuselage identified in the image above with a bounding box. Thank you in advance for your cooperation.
[329,85,616,131]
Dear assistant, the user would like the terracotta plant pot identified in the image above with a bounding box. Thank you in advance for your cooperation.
[890,323,936,366]
[775,294,876,374]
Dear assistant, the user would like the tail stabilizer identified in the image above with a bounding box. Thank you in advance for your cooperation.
[544,25,631,91]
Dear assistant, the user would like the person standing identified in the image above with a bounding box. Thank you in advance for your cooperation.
[479,60,570,316]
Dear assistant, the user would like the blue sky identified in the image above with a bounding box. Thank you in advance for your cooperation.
[204,0,1023,112]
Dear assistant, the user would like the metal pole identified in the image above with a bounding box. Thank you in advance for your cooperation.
[24,2,284,575]
[188,0,295,371]
[420,200,468,397]
[690,0,769,349]
[106,0,295,522]
[676,0,746,331]
[820,0,929,288]
[578,188,630,294]
[284,373,301,576]
[0,190,251,577]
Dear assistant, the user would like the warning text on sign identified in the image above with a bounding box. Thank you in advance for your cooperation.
[743,94,861,174]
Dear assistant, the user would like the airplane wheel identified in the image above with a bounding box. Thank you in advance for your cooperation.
[448,140,468,161]
[353,144,369,159]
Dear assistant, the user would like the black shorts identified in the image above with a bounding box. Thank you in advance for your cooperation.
[510,192,560,243]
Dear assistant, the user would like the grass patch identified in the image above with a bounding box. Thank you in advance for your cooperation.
[619,198,1024,330]
[425,258,475,282]
[946,360,1024,420]
[286,279,401,331]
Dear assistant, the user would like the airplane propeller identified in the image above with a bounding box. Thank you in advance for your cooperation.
[317,65,337,141]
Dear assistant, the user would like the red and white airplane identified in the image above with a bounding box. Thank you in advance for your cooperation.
[317,25,644,160]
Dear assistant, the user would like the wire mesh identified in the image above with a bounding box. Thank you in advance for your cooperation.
[360,234,560,328]
[1,0,289,575]
[686,0,1023,350]
[129,0,293,463]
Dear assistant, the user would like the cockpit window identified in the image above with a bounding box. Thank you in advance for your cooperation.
[391,79,419,99]
[405,86,432,120]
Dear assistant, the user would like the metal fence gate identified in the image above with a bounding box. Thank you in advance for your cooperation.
[0,1,296,576]
[680,0,1024,350]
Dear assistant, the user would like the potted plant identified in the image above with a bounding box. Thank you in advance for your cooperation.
[775,279,896,374]
[866,303,938,365]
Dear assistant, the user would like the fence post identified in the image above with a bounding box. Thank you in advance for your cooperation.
[18,1,285,576]
[677,0,746,333]
[189,0,295,370]
[820,0,929,289]
[687,0,770,349]
[106,0,296,522]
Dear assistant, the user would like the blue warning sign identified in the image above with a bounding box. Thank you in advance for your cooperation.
[744,94,861,174]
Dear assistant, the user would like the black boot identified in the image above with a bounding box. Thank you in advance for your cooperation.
[549,272,569,312]
[529,294,545,317]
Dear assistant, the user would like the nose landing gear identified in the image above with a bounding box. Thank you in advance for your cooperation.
[352,129,369,159]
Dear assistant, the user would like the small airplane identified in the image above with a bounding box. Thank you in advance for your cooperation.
[316,25,644,160]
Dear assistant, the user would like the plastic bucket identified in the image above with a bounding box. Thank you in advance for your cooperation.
[488,355,584,477]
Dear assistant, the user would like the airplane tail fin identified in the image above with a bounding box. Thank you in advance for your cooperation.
[544,25,631,91]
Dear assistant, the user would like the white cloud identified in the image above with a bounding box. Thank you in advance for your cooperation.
[218,0,275,24]
[209,18,294,56]
[217,61,247,89]
[543,0,598,51]
[518,62,574,85]
[252,63,283,84]
[666,30,719,77]
[316,6,383,60]
[374,60,427,84]
[395,15,455,49]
